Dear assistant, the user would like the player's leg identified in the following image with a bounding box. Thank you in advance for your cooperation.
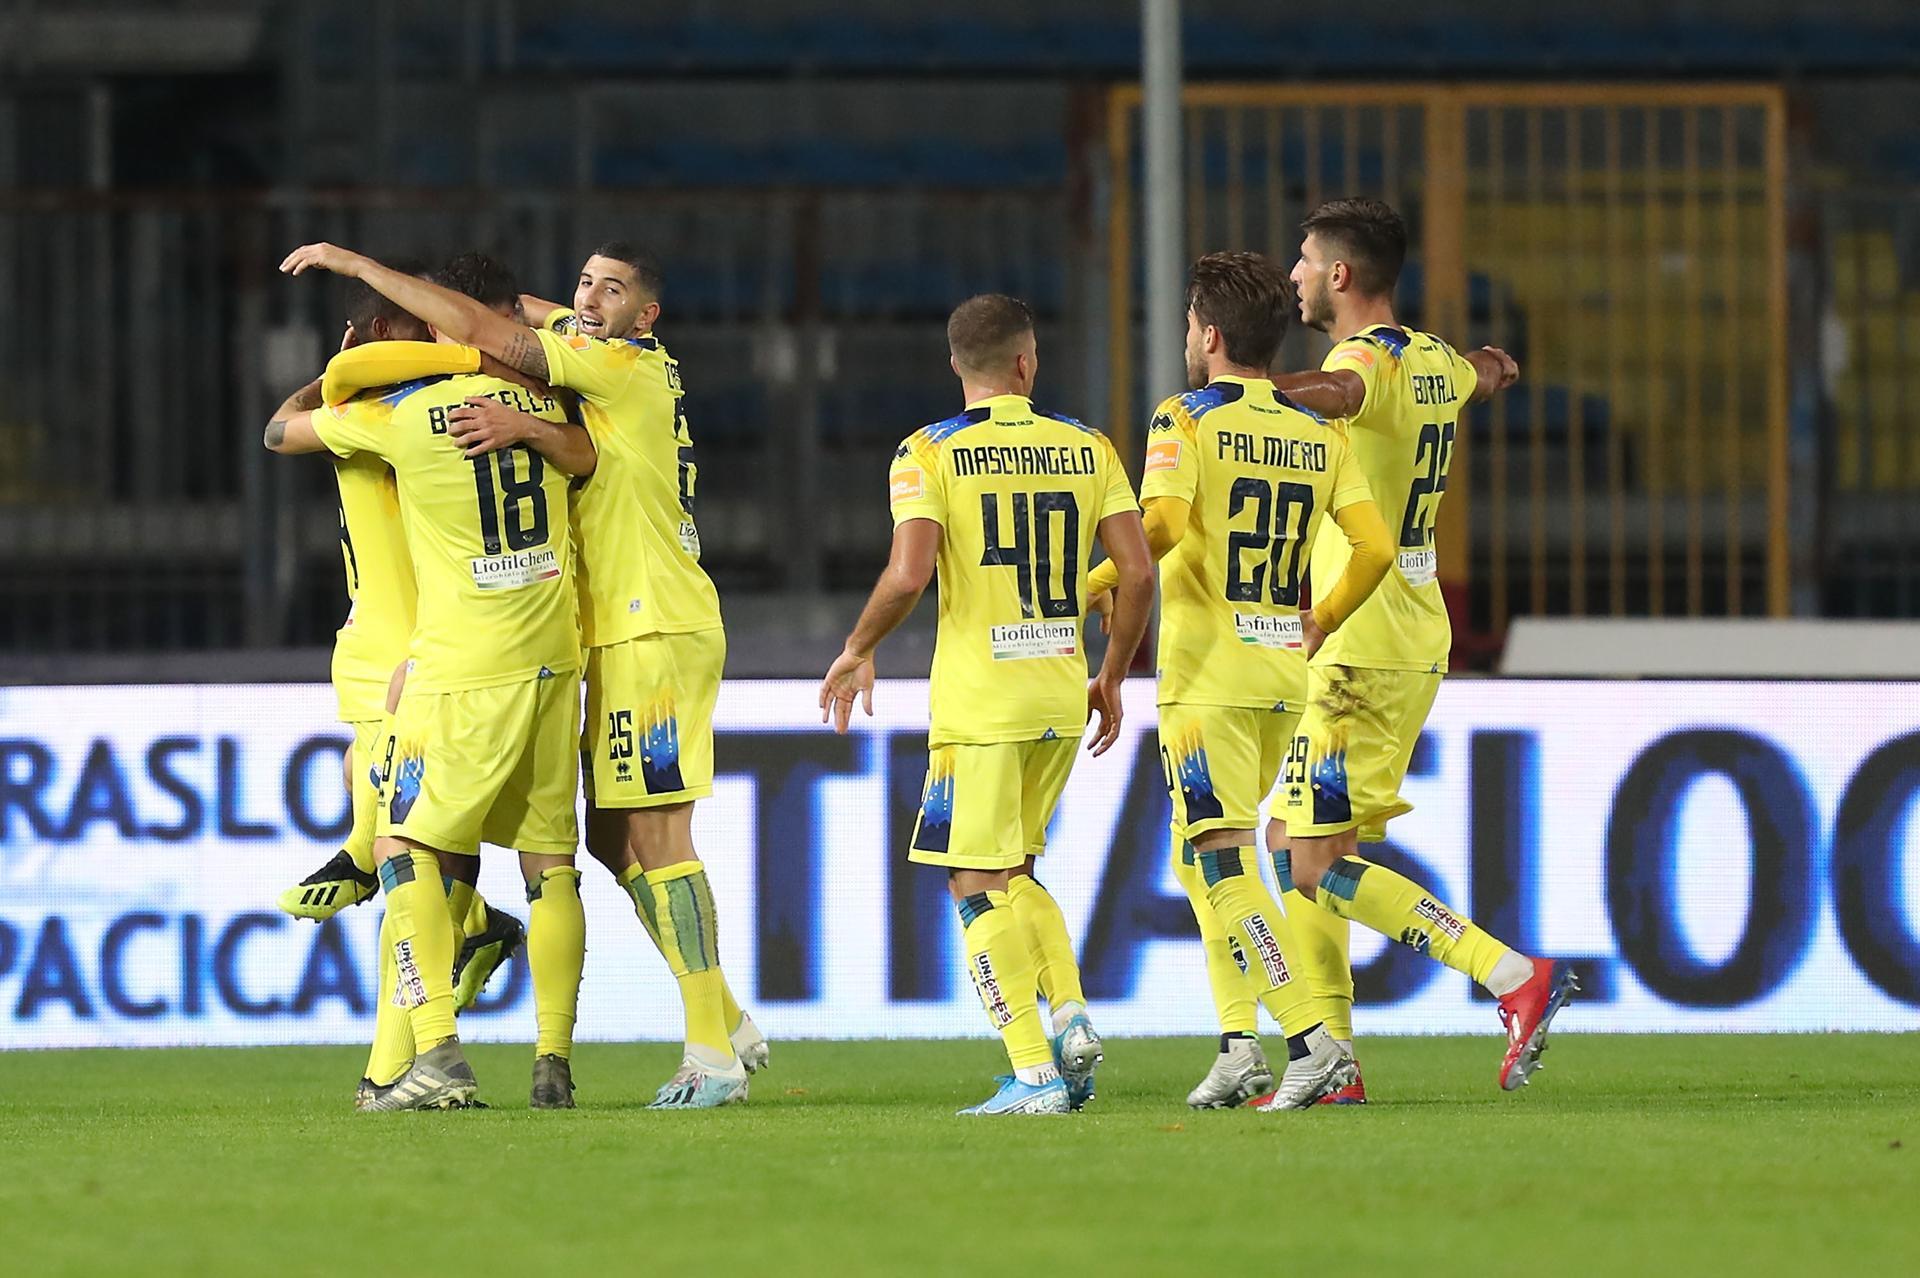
[912,744,1064,1116]
[1266,817,1362,1104]
[452,886,525,1012]
[280,721,383,921]
[585,630,748,1108]
[1277,668,1575,1089]
[1170,831,1266,1105]
[482,670,587,1109]
[1167,704,1351,1110]
[362,682,546,1110]
[1007,735,1098,1107]
[361,835,476,1112]
[590,801,768,1073]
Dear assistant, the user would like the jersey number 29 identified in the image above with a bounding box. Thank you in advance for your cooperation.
[980,491,1080,619]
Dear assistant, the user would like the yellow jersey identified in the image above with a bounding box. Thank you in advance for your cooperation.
[1308,325,1479,673]
[1142,376,1373,709]
[313,373,580,693]
[888,394,1139,746]
[329,449,417,721]
[533,320,721,647]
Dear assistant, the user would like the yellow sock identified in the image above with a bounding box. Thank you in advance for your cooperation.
[1274,847,1353,1041]
[640,861,732,1061]
[378,850,457,1049]
[462,890,489,940]
[1196,847,1323,1038]
[619,862,747,1035]
[364,908,416,1085]
[527,866,585,1060]
[445,877,477,934]
[1173,836,1256,1035]
[1006,872,1085,1017]
[1316,855,1511,985]
[957,891,1053,1071]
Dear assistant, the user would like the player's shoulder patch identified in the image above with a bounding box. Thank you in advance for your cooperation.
[377,375,453,407]
[920,405,992,446]
[1271,389,1328,424]
[1355,325,1410,359]
[1033,405,1095,434]
[1177,383,1239,419]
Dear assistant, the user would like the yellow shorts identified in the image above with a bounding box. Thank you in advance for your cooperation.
[1274,664,1442,840]
[377,672,581,856]
[344,717,392,867]
[1158,702,1302,840]
[908,735,1079,871]
[582,627,725,809]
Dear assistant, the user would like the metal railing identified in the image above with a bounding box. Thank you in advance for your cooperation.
[1105,83,1792,635]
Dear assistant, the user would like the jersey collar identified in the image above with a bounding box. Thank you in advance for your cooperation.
[1208,374,1276,401]
[964,393,1034,414]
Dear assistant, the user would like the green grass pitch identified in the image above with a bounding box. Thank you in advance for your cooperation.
[1,1035,1915,1277]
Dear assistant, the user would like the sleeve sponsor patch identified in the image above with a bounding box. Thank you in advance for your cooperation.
[889,467,925,503]
[1144,440,1182,473]
[1331,345,1375,370]
[565,334,592,351]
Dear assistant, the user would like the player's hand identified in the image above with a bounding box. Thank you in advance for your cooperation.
[1088,588,1114,635]
[1480,345,1520,391]
[448,397,537,458]
[819,647,875,734]
[279,242,369,278]
[1085,674,1124,757]
[1301,610,1329,659]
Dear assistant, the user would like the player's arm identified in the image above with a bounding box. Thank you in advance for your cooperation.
[819,518,941,732]
[447,398,598,477]
[1085,495,1188,622]
[280,243,550,381]
[519,295,567,329]
[321,341,480,405]
[1086,509,1153,757]
[1304,498,1393,653]
[1462,345,1519,403]
[263,377,328,454]
[1272,368,1367,418]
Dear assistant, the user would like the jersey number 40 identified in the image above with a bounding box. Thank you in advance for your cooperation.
[980,491,1080,619]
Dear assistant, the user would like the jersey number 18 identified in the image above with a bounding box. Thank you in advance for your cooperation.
[471,447,549,555]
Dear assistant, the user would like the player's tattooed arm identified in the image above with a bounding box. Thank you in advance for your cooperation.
[1463,346,1520,402]
[281,241,549,382]
[499,328,550,382]
[264,378,327,454]
[1271,368,1367,418]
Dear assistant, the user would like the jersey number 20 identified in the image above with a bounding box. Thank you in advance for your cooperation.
[980,491,1080,619]
[1226,477,1313,606]
[471,447,548,555]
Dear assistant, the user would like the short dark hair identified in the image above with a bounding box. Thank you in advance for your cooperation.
[433,251,520,311]
[589,241,664,300]
[1300,197,1407,297]
[946,293,1034,374]
[1185,252,1293,369]
[343,256,430,334]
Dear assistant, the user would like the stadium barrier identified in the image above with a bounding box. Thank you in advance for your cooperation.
[1106,83,1791,625]
[1,678,1914,1048]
